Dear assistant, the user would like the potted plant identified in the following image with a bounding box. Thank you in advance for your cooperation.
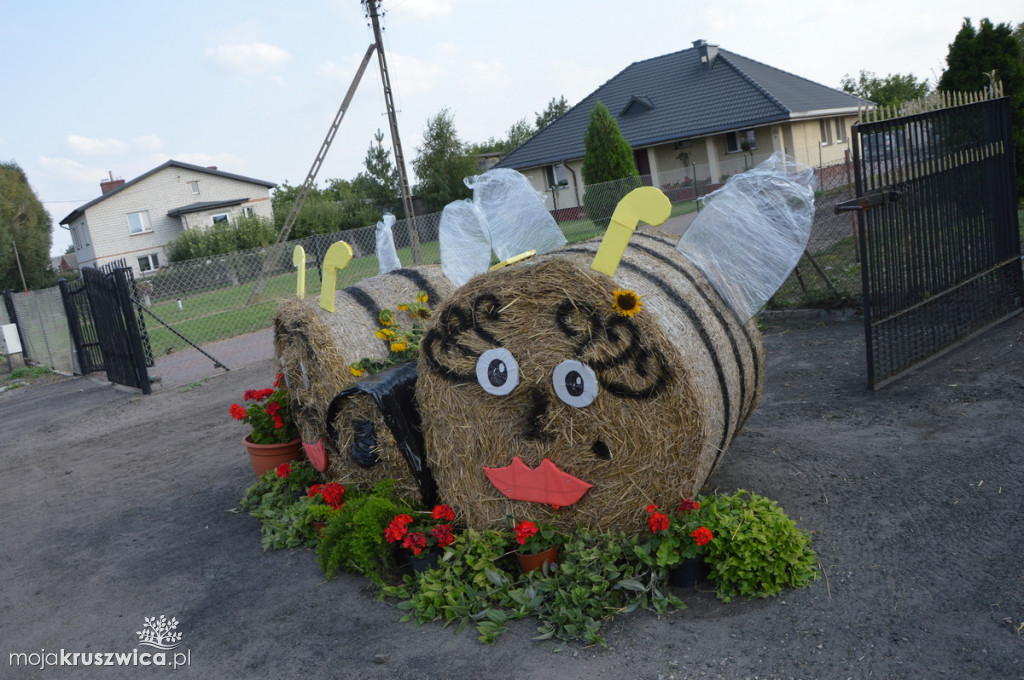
[229,373,302,476]
[644,498,714,587]
[384,504,457,572]
[511,519,562,573]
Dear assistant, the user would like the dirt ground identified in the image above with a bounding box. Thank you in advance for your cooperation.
[1,313,1022,679]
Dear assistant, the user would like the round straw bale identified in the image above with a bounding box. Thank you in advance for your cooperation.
[416,231,762,532]
[273,264,454,486]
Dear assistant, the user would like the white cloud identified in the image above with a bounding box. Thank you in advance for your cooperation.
[130,135,163,152]
[398,0,455,19]
[204,42,290,79]
[37,155,106,185]
[66,135,128,155]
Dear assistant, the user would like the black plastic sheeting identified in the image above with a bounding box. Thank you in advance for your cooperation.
[325,361,437,506]
[350,419,379,467]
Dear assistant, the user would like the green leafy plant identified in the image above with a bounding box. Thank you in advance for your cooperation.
[698,489,819,602]
[316,479,415,585]
[237,460,325,551]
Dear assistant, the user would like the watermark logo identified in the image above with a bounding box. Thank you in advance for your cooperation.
[9,615,190,670]
[136,615,183,650]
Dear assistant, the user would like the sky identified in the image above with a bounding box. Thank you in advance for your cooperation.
[1,0,1020,257]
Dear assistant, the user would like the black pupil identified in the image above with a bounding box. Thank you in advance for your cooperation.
[565,370,584,397]
[487,359,508,387]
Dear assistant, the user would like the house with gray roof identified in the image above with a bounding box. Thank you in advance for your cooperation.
[495,40,865,216]
[60,160,276,276]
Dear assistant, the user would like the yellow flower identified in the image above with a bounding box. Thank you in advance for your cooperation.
[379,309,394,327]
[374,329,387,340]
[397,303,409,312]
[416,291,428,304]
[390,341,408,353]
[611,289,643,317]
[349,363,364,377]
[383,328,396,338]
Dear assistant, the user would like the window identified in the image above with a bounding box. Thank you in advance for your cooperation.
[127,210,152,234]
[138,253,160,272]
[71,225,80,250]
[242,206,256,218]
[834,119,846,143]
[726,129,756,153]
[189,181,200,194]
[819,119,833,145]
[544,163,569,187]
[211,213,229,225]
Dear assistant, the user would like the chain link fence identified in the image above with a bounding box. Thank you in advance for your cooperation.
[6,157,858,388]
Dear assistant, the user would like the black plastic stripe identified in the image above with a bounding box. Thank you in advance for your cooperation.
[392,268,444,306]
[341,286,381,323]
[561,245,732,454]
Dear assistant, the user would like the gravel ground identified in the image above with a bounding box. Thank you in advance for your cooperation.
[1,313,1022,679]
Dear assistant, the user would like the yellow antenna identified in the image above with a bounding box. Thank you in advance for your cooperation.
[319,241,353,312]
[590,186,672,277]
[292,245,307,299]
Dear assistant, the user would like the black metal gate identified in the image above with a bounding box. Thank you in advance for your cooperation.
[59,278,103,374]
[79,267,153,393]
[849,96,1023,388]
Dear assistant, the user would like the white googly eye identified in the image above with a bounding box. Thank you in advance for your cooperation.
[552,360,598,408]
[476,348,520,396]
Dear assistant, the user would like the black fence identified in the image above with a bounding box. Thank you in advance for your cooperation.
[80,267,153,393]
[852,96,1023,388]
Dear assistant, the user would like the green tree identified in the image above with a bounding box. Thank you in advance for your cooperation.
[581,101,639,227]
[353,129,402,217]
[412,108,478,213]
[0,161,54,290]
[535,95,569,130]
[505,117,535,153]
[939,17,1024,197]
[840,70,932,107]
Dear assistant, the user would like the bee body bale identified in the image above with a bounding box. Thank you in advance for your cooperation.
[417,231,762,532]
[273,265,453,491]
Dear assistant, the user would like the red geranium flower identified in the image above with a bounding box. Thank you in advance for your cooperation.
[678,498,700,513]
[229,403,247,420]
[431,504,455,521]
[431,523,455,548]
[275,462,291,478]
[645,503,659,513]
[513,520,539,546]
[402,531,428,555]
[647,512,670,533]
[691,526,714,546]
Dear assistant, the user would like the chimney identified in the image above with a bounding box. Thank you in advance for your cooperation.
[692,39,718,70]
[100,171,125,195]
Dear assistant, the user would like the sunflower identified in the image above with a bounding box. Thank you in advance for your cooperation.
[349,363,364,377]
[397,303,410,312]
[379,309,395,327]
[611,289,643,317]
[416,291,428,304]
[390,340,408,353]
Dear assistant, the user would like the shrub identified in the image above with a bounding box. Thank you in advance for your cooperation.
[699,490,819,602]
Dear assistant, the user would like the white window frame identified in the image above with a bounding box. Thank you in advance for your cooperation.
[211,213,229,226]
[544,163,569,187]
[819,119,833,145]
[242,206,256,218]
[138,253,160,272]
[189,181,200,194]
[127,210,153,235]
[834,118,846,143]
[726,129,757,153]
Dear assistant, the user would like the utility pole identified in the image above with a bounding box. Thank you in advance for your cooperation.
[365,0,421,264]
[10,238,28,291]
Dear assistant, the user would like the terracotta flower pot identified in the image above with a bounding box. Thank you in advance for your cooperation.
[242,434,302,476]
[515,545,559,573]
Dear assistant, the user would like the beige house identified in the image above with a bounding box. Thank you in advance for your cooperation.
[495,40,865,216]
[60,160,276,275]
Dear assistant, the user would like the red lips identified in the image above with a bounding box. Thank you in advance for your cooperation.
[482,456,593,507]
